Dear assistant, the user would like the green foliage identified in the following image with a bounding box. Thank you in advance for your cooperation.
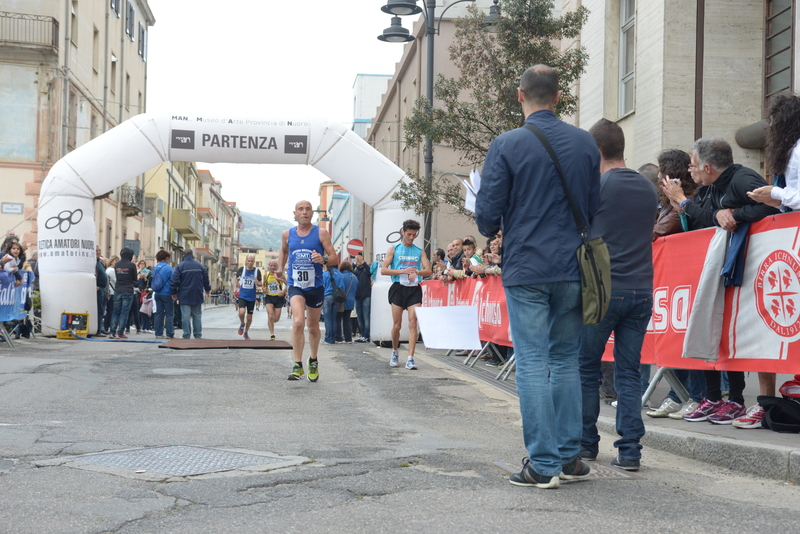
[394,0,589,217]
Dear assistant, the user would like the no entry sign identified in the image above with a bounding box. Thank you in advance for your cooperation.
[347,239,364,257]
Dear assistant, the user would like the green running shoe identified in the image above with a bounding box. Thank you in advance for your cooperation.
[288,362,304,380]
[307,358,319,382]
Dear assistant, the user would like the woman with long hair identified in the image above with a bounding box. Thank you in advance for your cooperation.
[748,94,800,209]
[741,94,800,429]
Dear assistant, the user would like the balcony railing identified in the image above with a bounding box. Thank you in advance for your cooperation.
[0,12,59,51]
[120,185,144,215]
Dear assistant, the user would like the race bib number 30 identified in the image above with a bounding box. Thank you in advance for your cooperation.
[293,268,315,289]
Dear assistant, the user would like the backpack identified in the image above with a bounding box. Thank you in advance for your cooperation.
[758,395,800,433]
[328,267,346,303]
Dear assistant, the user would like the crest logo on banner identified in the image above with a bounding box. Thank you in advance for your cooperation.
[755,249,800,339]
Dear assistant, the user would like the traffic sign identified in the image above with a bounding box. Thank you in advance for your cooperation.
[347,239,364,257]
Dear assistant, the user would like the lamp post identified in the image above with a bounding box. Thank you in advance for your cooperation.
[378,0,499,257]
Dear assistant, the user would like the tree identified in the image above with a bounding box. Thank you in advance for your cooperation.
[393,0,589,219]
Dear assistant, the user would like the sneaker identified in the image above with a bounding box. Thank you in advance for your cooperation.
[288,363,304,380]
[611,400,618,408]
[668,400,700,420]
[270,335,276,341]
[109,334,117,339]
[243,333,250,340]
[485,358,503,367]
[683,398,724,422]
[307,359,319,382]
[238,324,245,335]
[509,458,559,489]
[116,333,128,339]
[406,357,417,370]
[732,403,765,429]
[94,332,107,338]
[645,397,682,418]
[560,456,591,480]
[578,448,597,461]
[155,335,167,339]
[390,350,399,368]
[708,400,747,425]
[611,455,640,471]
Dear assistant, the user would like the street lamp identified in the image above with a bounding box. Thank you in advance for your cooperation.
[378,0,500,256]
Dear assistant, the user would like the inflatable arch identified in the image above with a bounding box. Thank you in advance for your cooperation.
[37,113,421,341]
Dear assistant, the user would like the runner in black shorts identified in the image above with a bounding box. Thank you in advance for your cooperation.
[381,219,432,370]
[234,254,262,340]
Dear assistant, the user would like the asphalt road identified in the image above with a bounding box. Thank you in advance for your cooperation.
[1,305,799,534]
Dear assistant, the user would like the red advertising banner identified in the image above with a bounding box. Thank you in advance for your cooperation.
[423,214,800,374]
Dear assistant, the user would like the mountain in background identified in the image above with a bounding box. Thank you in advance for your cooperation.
[238,212,293,251]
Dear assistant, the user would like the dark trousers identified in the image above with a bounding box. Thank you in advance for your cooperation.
[103,295,114,331]
[96,288,106,332]
[337,309,353,342]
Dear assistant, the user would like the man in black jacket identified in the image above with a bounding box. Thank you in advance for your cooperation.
[661,137,780,425]
[667,137,780,230]
[109,247,137,339]
[95,246,108,337]
[353,254,372,342]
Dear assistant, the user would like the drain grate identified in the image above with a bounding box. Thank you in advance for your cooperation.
[65,445,289,477]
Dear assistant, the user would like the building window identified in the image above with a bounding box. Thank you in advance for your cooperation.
[92,26,99,73]
[125,1,135,41]
[619,0,636,117]
[90,112,99,139]
[67,91,78,151]
[125,73,130,111]
[138,22,147,61]
[110,53,117,94]
[70,1,78,47]
[765,0,794,101]
[106,221,112,257]
[111,0,121,18]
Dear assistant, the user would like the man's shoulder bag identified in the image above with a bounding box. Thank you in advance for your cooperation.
[523,123,611,325]
[328,267,346,303]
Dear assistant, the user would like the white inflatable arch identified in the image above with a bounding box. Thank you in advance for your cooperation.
[37,113,419,341]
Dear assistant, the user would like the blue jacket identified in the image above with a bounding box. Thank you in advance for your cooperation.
[340,270,359,310]
[323,268,344,297]
[150,261,175,296]
[170,254,211,306]
[476,110,601,286]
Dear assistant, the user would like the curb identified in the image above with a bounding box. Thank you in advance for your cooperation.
[414,347,800,484]
[596,417,800,483]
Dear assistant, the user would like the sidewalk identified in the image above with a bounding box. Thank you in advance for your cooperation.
[413,346,800,484]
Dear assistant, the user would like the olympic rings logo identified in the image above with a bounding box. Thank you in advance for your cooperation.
[45,209,83,233]
[386,231,402,244]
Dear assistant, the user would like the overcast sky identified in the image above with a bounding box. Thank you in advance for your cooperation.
[145,0,408,221]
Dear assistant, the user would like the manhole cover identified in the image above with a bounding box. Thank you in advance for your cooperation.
[63,445,297,477]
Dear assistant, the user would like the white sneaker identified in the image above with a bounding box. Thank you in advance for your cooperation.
[390,350,399,367]
[668,400,700,420]
[645,398,682,418]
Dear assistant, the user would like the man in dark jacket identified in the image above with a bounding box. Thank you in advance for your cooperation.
[353,254,372,342]
[109,247,136,339]
[170,249,211,339]
[95,246,108,337]
[667,137,780,231]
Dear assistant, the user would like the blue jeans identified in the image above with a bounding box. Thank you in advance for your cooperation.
[322,294,338,344]
[153,294,175,338]
[96,287,106,333]
[667,369,705,404]
[180,304,203,339]
[355,296,371,339]
[580,289,652,461]
[110,292,133,336]
[505,282,583,477]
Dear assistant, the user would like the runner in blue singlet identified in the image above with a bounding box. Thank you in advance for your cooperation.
[278,200,338,383]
